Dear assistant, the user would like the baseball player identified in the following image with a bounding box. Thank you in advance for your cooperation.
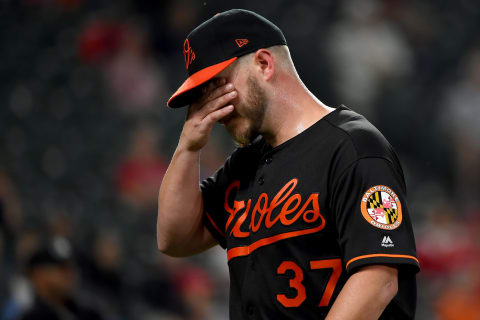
[157,9,419,319]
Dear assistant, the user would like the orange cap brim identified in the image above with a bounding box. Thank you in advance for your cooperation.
[167,57,237,108]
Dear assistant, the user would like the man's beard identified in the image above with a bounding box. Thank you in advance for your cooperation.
[225,75,268,147]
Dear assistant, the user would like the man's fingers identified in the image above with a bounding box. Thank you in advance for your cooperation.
[215,77,226,86]
[203,82,234,105]
[201,89,237,118]
[190,84,236,120]
[201,80,214,94]
[190,80,231,115]
[202,78,225,95]
[202,105,234,128]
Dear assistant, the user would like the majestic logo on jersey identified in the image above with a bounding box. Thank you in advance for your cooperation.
[223,179,326,260]
[360,185,402,230]
[381,235,394,248]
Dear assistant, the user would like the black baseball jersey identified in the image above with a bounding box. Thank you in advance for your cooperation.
[201,105,419,319]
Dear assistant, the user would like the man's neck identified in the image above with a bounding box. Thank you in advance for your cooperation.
[36,289,67,308]
[262,80,335,148]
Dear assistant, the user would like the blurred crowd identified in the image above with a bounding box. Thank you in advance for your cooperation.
[0,0,479,319]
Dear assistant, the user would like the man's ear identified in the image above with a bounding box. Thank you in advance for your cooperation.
[253,49,275,81]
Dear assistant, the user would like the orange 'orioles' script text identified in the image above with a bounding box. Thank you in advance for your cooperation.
[224,178,326,238]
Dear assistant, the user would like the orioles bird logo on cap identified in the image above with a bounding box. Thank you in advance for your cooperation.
[183,39,196,70]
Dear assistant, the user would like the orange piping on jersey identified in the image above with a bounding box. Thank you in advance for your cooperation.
[346,254,419,269]
[227,224,323,261]
[205,211,225,238]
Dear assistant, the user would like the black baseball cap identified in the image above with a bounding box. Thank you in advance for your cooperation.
[27,239,74,272]
[167,9,287,108]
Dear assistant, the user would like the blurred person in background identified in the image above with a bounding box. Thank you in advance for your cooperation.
[420,205,480,320]
[326,0,412,121]
[82,232,126,320]
[199,137,230,180]
[78,19,166,113]
[20,239,103,320]
[434,262,480,320]
[0,228,40,320]
[102,22,166,112]
[417,202,476,278]
[0,167,23,263]
[115,122,168,212]
[46,213,74,243]
[0,167,24,319]
[173,265,213,320]
[442,48,480,208]
[139,254,185,319]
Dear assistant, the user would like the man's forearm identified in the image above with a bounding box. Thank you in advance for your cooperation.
[156,147,209,256]
[326,265,398,320]
[157,78,236,257]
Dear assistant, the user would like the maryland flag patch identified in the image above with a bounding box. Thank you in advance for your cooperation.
[360,185,402,230]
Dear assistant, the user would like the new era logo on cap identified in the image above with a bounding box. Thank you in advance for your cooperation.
[235,38,249,47]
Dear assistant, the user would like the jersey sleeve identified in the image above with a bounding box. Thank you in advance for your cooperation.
[200,155,235,249]
[330,157,420,274]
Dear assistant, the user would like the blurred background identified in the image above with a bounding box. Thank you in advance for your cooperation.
[0,0,479,319]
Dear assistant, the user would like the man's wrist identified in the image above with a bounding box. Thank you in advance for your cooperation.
[175,142,201,157]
